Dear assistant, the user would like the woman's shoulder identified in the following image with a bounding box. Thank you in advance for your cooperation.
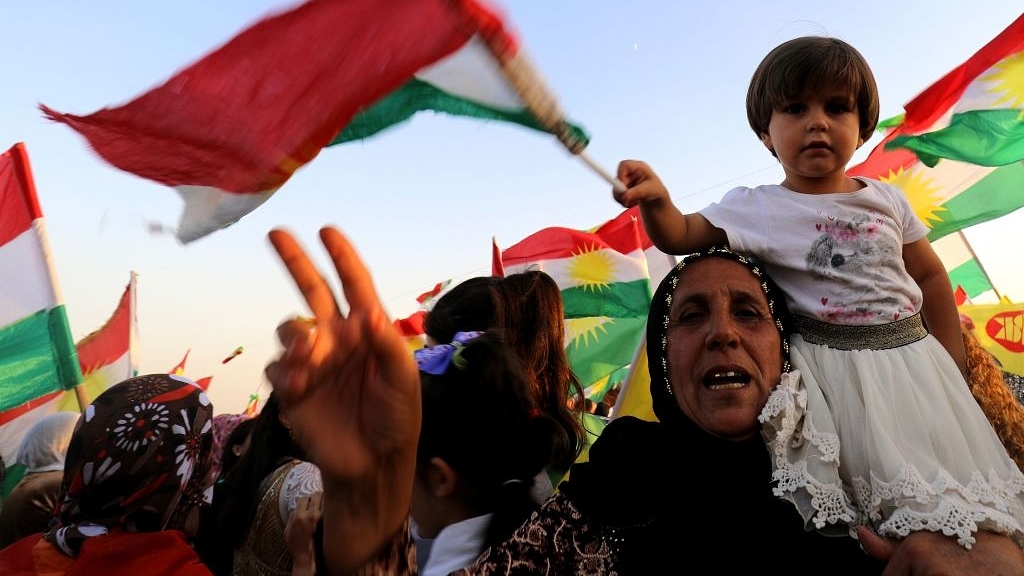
[457,492,614,575]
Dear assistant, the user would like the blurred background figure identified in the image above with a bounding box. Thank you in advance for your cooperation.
[209,414,253,481]
[215,417,256,485]
[195,392,322,576]
[0,411,79,548]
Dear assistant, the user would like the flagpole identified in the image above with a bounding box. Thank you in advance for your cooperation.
[957,230,1003,301]
[577,151,627,193]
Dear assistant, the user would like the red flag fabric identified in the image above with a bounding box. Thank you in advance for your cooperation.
[955,285,969,306]
[169,350,190,376]
[40,0,510,243]
[492,236,505,277]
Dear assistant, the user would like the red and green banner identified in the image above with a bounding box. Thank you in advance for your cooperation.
[848,13,1024,243]
[43,0,587,243]
[0,143,82,469]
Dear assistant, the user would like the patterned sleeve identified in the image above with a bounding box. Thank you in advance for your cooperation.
[278,460,324,522]
[452,492,615,575]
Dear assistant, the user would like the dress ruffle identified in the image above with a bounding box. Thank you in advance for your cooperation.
[760,336,1024,548]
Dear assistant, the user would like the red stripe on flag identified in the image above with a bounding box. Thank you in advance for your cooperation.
[502,207,650,267]
[76,280,132,372]
[393,311,426,337]
[899,14,1024,133]
[492,236,505,277]
[955,285,969,306]
[40,0,479,194]
[0,143,43,246]
[0,390,63,426]
[169,350,190,376]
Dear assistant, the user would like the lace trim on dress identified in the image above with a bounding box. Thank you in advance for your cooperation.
[760,370,1024,549]
[760,370,857,535]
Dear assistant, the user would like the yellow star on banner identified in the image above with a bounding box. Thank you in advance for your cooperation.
[567,244,616,292]
[983,52,1024,116]
[882,165,945,229]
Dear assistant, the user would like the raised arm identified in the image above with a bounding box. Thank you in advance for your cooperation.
[264,227,420,575]
[613,159,726,254]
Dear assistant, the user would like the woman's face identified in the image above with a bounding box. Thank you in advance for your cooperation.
[665,258,783,440]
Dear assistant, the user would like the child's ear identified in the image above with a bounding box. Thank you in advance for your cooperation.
[426,457,459,498]
[759,132,773,152]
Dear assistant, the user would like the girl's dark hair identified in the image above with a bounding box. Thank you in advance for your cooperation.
[195,393,306,575]
[424,273,585,474]
[746,36,880,143]
[417,332,562,549]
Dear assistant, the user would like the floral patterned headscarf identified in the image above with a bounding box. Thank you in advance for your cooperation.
[45,374,214,556]
[209,413,251,478]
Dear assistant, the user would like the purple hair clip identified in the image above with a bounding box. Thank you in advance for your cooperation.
[414,331,483,375]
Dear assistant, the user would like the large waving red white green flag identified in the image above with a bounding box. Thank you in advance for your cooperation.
[847,13,1024,242]
[0,143,83,468]
[42,0,588,243]
[499,208,661,400]
[55,272,139,413]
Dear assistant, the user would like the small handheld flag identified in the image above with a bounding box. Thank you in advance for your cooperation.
[222,346,244,364]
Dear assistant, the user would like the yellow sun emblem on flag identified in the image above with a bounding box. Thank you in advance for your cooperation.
[881,166,945,229]
[567,243,616,292]
[983,52,1024,116]
[566,316,613,348]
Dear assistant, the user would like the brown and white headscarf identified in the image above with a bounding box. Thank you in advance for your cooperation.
[45,373,214,556]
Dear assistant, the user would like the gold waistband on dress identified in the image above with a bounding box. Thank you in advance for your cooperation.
[793,313,927,351]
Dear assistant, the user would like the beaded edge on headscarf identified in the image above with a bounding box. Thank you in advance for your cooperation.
[654,245,792,400]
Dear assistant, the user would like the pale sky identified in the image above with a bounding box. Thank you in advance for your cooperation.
[2,1,1021,413]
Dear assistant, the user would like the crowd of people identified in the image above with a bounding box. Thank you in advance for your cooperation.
[2,32,1024,575]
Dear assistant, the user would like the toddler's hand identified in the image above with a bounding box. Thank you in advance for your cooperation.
[613,160,670,207]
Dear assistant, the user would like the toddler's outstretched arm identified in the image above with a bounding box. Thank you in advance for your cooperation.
[613,160,727,254]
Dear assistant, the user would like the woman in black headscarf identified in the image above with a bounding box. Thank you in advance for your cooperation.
[263,227,1024,575]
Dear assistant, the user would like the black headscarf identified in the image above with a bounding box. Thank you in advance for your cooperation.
[559,246,881,575]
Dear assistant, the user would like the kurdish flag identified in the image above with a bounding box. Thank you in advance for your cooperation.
[847,13,1024,242]
[500,208,656,394]
[959,302,1024,376]
[42,0,588,244]
[0,143,83,468]
[932,232,997,303]
[55,272,140,413]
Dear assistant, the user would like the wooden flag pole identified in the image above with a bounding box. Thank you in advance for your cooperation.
[73,385,90,413]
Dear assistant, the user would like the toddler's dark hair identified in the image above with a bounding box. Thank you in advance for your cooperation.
[746,36,879,144]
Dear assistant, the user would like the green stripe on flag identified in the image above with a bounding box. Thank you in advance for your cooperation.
[947,258,992,297]
[566,316,647,388]
[330,78,590,146]
[888,109,1024,168]
[926,161,1024,241]
[561,278,651,319]
[0,306,83,412]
